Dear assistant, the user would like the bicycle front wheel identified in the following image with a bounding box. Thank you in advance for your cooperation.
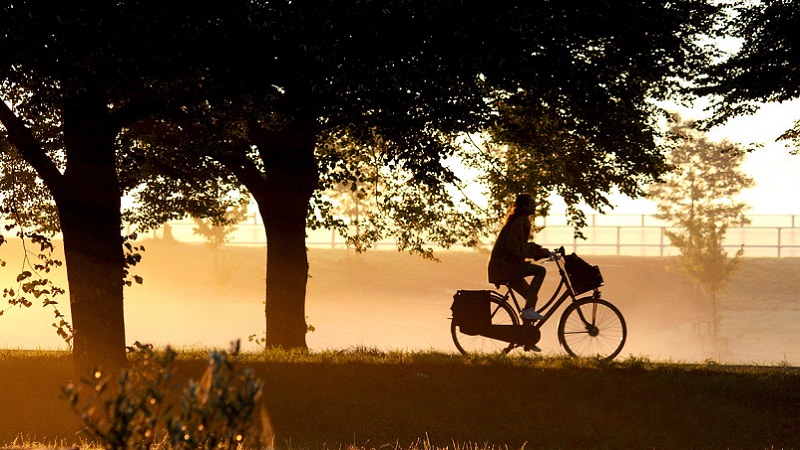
[558,298,626,360]
[451,294,518,355]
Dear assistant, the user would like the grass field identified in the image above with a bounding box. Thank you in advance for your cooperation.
[1,349,799,449]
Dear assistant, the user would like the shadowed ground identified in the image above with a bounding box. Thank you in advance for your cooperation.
[1,351,799,449]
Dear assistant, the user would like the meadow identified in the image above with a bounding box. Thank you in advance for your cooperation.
[2,241,800,448]
[0,349,799,450]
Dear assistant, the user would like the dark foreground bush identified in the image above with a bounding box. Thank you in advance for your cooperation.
[62,342,268,450]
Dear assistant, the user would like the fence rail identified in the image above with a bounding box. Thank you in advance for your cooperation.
[534,224,800,257]
[159,213,800,258]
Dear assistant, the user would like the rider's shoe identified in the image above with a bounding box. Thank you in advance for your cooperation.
[521,307,544,321]
[524,344,542,352]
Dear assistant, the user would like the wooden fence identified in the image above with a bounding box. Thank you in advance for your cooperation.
[161,214,800,258]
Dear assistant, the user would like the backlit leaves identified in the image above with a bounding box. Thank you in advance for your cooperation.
[698,0,800,133]
[0,227,72,347]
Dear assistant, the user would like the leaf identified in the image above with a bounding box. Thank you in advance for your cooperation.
[16,271,31,282]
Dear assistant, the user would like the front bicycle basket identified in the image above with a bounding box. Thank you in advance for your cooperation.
[564,253,604,295]
[450,290,492,335]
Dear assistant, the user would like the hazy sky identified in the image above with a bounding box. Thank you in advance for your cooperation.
[716,100,800,215]
[600,99,800,216]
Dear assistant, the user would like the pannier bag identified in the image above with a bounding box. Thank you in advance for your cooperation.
[563,253,604,295]
[450,290,492,335]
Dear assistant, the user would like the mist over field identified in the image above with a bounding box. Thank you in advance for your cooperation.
[1,238,799,365]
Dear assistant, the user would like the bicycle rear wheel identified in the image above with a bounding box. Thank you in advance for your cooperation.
[451,293,518,355]
[558,297,626,360]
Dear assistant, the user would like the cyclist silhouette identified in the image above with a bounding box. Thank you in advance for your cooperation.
[488,193,550,321]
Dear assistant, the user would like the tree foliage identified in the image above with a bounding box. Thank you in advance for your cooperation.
[649,119,753,298]
[697,0,800,145]
[315,130,484,259]
[454,1,720,232]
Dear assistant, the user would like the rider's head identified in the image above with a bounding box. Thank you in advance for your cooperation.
[513,193,536,215]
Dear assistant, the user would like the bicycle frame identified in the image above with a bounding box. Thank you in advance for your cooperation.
[495,251,599,330]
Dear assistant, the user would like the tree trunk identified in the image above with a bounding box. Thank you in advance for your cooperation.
[710,288,720,356]
[253,118,318,349]
[58,93,127,378]
[261,191,312,349]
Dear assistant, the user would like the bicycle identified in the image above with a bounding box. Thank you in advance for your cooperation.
[450,246,627,360]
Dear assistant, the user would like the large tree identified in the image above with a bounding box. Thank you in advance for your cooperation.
[121,1,721,349]
[0,2,226,374]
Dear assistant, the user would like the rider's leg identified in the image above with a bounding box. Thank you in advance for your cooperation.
[508,263,547,308]
[507,277,531,306]
[513,264,548,350]
[508,263,547,321]
[522,263,547,309]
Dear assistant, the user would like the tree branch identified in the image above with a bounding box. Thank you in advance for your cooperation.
[109,98,164,130]
[0,99,64,191]
[214,143,267,195]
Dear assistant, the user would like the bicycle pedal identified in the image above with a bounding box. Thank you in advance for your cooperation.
[523,345,542,352]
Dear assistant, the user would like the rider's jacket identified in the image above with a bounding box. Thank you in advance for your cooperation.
[488,213,546,283]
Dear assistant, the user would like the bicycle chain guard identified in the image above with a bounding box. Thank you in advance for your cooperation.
[479,324,541,347]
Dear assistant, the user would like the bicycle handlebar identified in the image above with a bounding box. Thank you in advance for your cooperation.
[543,246,566,262]
[527,246,568,263]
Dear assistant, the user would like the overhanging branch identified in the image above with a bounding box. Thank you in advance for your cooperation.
[0,99,64,192]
